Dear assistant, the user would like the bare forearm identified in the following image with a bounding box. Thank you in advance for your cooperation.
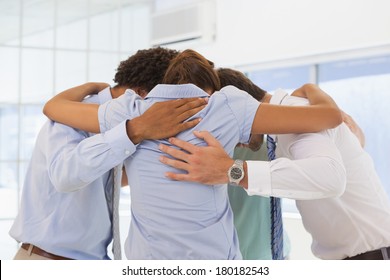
[252,85,342,135]
[294,83,342,128]
[44,82,108,108]
[43,82,107,133]
[301,84,338,108]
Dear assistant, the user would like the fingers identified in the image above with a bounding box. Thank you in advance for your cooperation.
[159,155,189,171]
[170,97,199,107]
[179,118,201,130]
[176,98,207,114]
[166,137,199,154]
[341,111,351,122]
[164,172,191,182]
[178,105,207,121]
[163,98,207,123]
[175,97,208,109]
[193,131,222,148]
[159,144,191,162]
[154,98,202,113]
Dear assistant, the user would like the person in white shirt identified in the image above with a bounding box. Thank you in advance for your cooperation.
[158,68,390,260]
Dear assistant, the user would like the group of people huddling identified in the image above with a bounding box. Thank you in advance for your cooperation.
[10,47,390,260]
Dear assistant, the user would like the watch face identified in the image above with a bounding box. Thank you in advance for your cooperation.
[230,167,243,180]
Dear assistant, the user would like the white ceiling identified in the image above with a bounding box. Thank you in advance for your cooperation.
[0,0,152,44]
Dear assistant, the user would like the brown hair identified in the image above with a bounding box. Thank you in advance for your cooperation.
[217,68,266,101]
[162,49,221,93]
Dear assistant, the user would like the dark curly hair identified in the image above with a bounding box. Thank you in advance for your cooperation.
[217,68,266,101]
[114,47,179,93]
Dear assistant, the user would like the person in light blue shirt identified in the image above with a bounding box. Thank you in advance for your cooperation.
[44,49,342,259]
[101,83,257,259]
[9,47,206,260]
[10,85,121,260]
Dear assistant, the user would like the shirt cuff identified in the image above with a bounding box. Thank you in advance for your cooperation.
[245,160,272,197]
[98,102,109,133]
[103,120,136,159]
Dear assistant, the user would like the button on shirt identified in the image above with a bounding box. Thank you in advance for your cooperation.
[98,84,260,259]
[9,87,135,260]
[246,89,390,259]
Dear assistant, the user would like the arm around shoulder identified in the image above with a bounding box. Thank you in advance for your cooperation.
[252,84,342,135]
[43,82,108,133]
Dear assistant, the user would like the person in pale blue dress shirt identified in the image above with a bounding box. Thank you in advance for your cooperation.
[43,49,342,259]
[9,47,207,260]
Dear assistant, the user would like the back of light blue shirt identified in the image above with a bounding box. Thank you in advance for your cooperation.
[98,84,260,259]
[9,88,135,259]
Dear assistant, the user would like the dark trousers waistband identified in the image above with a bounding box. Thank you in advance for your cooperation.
[21,243,73,260]
[344,246,390,260]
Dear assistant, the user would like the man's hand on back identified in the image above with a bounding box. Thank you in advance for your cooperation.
[158,131,234,185]
[126,98,208,144]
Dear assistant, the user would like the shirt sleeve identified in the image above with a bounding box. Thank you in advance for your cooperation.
[98,90,140,133]
[222,86,260,143]
[245,132,347,200]
[46,120,136,192]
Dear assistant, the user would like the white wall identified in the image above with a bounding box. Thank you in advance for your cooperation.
[191,0,390,67]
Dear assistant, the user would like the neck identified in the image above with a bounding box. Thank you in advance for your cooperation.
[111,85,128,98]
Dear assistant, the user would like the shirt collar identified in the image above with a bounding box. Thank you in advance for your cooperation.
[98,86,113,104]
[145,84,210,100]
[270,88,288,105]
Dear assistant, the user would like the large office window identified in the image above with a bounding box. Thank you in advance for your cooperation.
[318,55,390,197]
[0,0,151,260]
[247,65,312,94]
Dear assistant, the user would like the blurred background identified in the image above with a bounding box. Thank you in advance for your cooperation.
[0,0,389,260]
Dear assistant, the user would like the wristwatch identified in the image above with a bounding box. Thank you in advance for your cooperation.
[227,160,245,186]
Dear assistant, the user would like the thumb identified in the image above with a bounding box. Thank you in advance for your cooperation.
[193,131,222,148]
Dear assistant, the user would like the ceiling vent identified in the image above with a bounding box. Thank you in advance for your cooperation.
[151,1,215,47]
